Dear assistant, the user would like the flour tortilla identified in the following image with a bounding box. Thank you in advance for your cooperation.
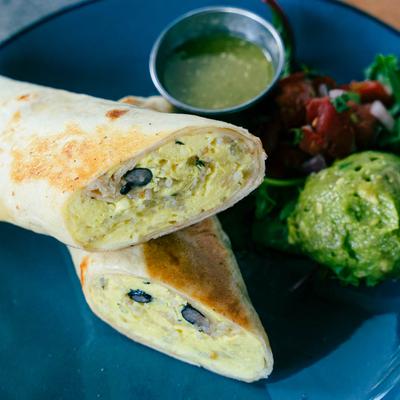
[0,76,265,250]
[69,217,273,382]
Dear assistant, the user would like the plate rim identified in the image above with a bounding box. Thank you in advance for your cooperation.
[0,1,399,398]
[0,0,398,52]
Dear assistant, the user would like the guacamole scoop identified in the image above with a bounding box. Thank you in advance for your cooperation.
[288,151,400,286]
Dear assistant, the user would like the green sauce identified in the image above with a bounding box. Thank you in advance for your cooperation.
[163,34,274,110]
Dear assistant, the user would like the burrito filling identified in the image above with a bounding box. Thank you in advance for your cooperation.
[88,273,267,380]
[66,131,254,249]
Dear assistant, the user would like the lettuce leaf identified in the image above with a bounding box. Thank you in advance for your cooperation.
[365,54,400,103]
[365,54,400,150]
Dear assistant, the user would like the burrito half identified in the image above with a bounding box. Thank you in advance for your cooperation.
[0,76,265,250]
[69,217,273,382]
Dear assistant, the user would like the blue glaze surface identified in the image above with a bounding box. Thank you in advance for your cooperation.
[0,1,399,399]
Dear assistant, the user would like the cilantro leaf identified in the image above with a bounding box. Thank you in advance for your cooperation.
[331,92,360,113]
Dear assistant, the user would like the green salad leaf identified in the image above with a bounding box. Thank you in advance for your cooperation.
[365,54,400,103]
[365,54,400,150]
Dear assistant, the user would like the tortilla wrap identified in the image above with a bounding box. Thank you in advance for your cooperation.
[69,217,273,382]
[0,76,265,250]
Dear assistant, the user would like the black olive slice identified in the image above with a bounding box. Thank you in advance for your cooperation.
[124,168,153,186]
[127,289,152,303]
[120,183,132,195]
[181,304,210,333]
[120,168,153,195]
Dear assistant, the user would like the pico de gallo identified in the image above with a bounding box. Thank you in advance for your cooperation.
[230,0,400,286]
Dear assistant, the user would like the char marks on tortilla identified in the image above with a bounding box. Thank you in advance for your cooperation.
[10,124,158,191]
[143,218,253,329]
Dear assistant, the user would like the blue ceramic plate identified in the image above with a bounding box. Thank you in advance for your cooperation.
[0,1,399,399]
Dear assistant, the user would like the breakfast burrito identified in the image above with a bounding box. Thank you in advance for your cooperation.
[69,217,273,382]
[118,95,175,113]
[0,76,265,250]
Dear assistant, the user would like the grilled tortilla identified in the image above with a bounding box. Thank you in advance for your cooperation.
[69,217,273,382]
[0,76,265,250]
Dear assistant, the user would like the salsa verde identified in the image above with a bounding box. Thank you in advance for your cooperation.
[163,34,274,110]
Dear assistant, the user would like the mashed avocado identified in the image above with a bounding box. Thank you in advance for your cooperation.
[288,151,400,286]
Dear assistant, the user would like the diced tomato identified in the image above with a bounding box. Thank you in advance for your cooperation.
[276,72,315,129]
[299,125,325,155]
[350,103,378,148]
[299,97,355,159]
[349,80,392,105]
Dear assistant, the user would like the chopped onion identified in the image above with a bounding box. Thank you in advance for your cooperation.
[370,100,395,131]
[329,89,345,99]
[302,154,327,174]
[318,84,329,97]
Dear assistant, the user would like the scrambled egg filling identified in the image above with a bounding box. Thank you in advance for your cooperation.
[88,274,266,380]
[65,132,253,249]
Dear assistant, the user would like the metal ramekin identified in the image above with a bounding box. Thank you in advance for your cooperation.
[149,6,285,116]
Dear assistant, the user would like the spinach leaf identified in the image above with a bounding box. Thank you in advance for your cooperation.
[253,177,304,252]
